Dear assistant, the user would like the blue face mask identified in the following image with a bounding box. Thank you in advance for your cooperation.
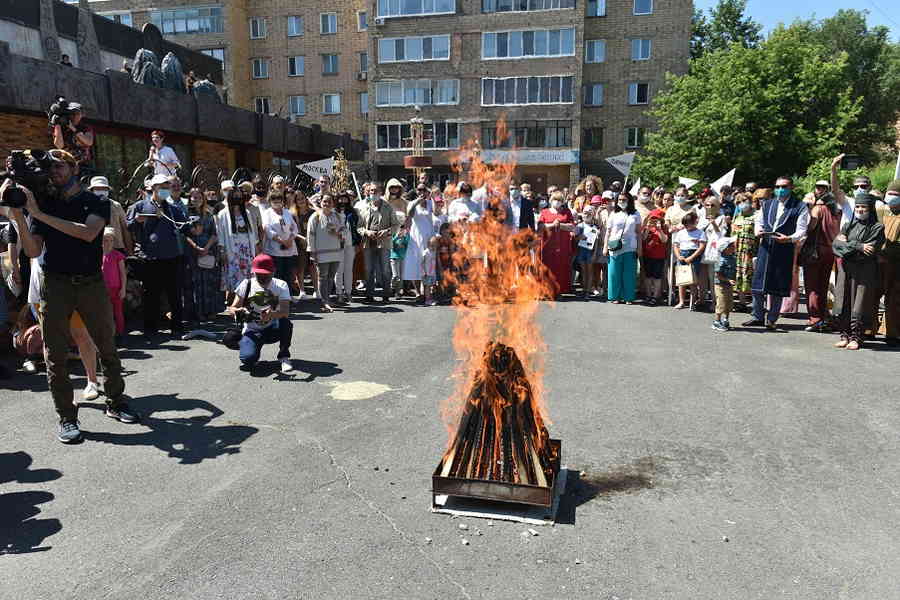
[740,202,753,214]
[854,188,869,200]
[774,187,790,199]
[887,194,900,208]
[157,189,171,201]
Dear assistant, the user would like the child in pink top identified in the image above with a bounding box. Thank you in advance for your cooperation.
[102,227,127,335]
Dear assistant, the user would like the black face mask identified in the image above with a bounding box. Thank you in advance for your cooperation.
[256,275,272,286]
[228,194,243,205]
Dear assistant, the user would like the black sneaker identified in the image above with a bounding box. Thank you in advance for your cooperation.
[106,401,139,423]
[57,420,83,443]
[741,319,764,327]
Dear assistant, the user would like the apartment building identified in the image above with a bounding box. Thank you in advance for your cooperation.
[369,0,692,190]
[81,0,371,144]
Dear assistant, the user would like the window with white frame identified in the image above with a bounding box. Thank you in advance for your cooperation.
[358,11,368,30]
[320,12,337,34]
[583,83,604,106]
[376,122,459,150]
[360,92,369,114]
[481,0,575,13]
[287,15,304,36]
[288,56,305,76]
[251,58,269,79]
[375,79,459,106]
[359,52,368,72]
[628,82,649,104]
[482,28,575,59]
[481,76,574,105]
[586,0,605,16]
[481,120,572,149]
[377,0,455,18]
[250,17,266,39]
[151,7,223,34]
[322,54,339,75]
[585,39,606,63]
[201,48,225,68]
[99,12,133,27]
[631,39,651,60]
[633,0,652,15]
[254,97,271,114]
[626,127,645,148]
[582,126,603,149]
[289,95,306,117]
[378,35,451,63]
[323,94,341,114]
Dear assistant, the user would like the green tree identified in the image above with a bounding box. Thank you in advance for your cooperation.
[633,25,861,187]
[691,0,762,60]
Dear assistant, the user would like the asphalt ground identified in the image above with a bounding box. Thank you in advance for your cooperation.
[2,297,899,600]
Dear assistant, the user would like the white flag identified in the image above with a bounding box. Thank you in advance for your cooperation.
[605,152,636,177]
[298,157,334,179]
[710,168,736,196]
[629,178,642,197]
[678,177,699,189]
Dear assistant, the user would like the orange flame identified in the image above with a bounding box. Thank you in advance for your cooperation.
[440,118,556,450]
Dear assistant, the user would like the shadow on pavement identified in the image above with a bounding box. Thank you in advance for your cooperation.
[81,393,257,465]
[343,305,404,314]
[248,359,343,382]
[557,457,656,525]
[0,452,63,555]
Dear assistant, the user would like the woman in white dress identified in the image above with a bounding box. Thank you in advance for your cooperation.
[402,184,435,302]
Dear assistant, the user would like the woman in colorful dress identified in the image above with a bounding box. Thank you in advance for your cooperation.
[216,183,259,303]
[185,188,223,322]
[733,190,762,309]
[289,191,317,298]
[538,191,576,297]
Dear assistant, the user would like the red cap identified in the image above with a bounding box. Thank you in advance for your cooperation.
[589,194,603,206]
[251,254,275,275]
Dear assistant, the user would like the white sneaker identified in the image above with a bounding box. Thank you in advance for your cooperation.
[280,359,294,374]
[22,359,38,374]
[82,381,100,401]
[291,293,305,301]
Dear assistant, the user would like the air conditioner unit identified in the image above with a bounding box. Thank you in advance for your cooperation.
[374,17,385,26]
[357,71,368,81]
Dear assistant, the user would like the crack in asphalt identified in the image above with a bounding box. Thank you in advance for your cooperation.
[302,435,473,600]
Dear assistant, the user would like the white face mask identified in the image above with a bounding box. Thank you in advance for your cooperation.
[551,200,562,210]
[617,200,628,210]
[675,195,687,204]
[638,194,650,203]
[93,190,109,200]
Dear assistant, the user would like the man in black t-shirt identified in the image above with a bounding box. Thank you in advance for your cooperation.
[3,149,138,444]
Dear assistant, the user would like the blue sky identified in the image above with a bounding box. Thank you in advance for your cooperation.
[693,0,900,40]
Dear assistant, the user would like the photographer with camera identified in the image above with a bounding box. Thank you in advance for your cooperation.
[2,149,136,443]
[50,100,94,166]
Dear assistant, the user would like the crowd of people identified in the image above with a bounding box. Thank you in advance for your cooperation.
[1,126,898,443]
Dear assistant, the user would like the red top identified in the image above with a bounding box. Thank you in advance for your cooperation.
[643,227,668,259]
[102,249,125,290]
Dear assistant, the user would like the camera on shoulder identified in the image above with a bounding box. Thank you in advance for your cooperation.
[48,96,76,129]
[0,149,54,208]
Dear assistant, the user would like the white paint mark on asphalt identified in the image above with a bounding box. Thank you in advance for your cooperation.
[322,381,393,401]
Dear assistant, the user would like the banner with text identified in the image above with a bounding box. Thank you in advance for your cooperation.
[298,157,334,179]
[605,152,636,177]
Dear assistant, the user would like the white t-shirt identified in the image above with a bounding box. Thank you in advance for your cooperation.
[234,277,290,332]
[263,209,299,257]
[448,197,484,223]
[150,145,181,176]
[674,228,707,251]
[606,211,641,255]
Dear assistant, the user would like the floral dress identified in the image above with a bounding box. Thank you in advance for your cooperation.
[223,213,255,292]
[733,212,758,293]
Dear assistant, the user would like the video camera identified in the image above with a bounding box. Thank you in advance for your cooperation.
[48,96,77,129]
[0,149,54,208]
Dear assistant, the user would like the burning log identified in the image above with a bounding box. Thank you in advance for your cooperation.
[440,342,557,487]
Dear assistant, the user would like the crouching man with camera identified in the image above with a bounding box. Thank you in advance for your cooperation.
[3,149,137,444]
[227,254,294,374]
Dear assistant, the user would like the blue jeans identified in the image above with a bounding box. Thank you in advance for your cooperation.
[238,318,292,368]
[752,291,783,324]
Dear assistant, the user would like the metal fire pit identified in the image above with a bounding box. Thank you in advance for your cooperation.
[432,439,561,508]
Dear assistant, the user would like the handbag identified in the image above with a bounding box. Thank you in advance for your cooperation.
[702,236,720,265]
[675,262,696,287]
[607,237,623,252]
[197,254,216,269]
[222,279,251,350]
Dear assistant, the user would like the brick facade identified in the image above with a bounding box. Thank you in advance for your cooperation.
[0,114,52,160]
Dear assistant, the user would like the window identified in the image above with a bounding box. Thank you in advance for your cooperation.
[201,48,225,68]
[322,54,339,75]
[320,12,337,34]
[376,122,459,150]
[378,35,451,63]
[288,95,306,117]
[628,82,649,105]
[151,7,224,34]
[585,39,605,63]
[377,0,455,18]
[482,28,575,59]
[633,0,652,15]
[626,127,645,148]
[100,12,133,27]
[587,0,605,16]
[481,120,572,149]
[358,11,368,30]
[254,97,271,114]
[482,0,575,13]
[250,17,266,39]
[360,92,369,114]
[323,94,341,114]
[359,52,368,73]
[632,39,651,60]
[251,58,269,79]
[582,127,603,150]
[288,56,305,77]
[583,83,604,106]
[481,76,574,105]
[287,16,304,36]
[375,79,459,106]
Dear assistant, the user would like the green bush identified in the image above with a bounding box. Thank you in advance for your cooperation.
[794,158,898,197]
